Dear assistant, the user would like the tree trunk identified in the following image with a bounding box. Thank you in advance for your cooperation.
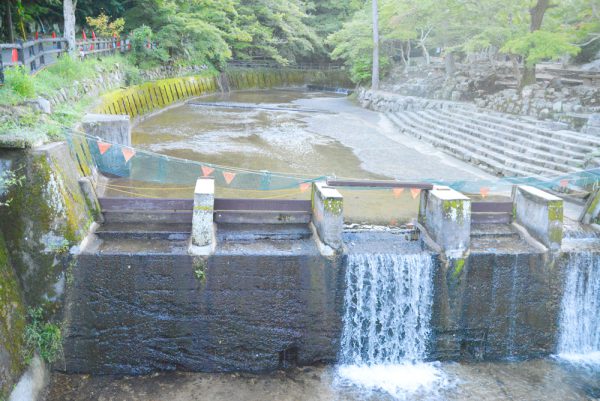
[510,54,521,87]
[6,0,14,43]
[520,0,552,88]
[63,0,77,53]
[521,65,536,87]
[445,51,456,76]
[420,41,430,65]
[371,0,379,90]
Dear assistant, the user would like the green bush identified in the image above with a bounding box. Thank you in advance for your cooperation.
[3,67,35,99]
[22,307,63,364]
[129,25,169,68]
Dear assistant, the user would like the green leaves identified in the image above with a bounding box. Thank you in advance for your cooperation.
[502,30,580,66]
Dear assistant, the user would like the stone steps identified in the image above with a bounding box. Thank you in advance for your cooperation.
[451,109,600,151]
[402,111,579,174]
[427,109,588,163]
[388,112,561,178]
[470,224,519,239]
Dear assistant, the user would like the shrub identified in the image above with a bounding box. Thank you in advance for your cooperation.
[4,67,35,99]
[22,307,63,364]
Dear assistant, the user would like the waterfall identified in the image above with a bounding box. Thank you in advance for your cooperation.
[337,252,449,399]
[558,253,600,365]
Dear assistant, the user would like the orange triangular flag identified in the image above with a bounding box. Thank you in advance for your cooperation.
[201,166,215,177]
[299,183,311,193]
[121,147,136,163]
[559,179,569,188]
[223,171,236,185]
[410,188,421,199]
[97,141,112,155]
[393,188,404,198]
[480,187,490,198]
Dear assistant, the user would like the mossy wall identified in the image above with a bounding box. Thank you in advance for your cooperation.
[95,69,352,119]
[0,230,26,400]
[0,143,93,309]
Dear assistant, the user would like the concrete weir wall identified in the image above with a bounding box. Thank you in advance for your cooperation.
[63,244,343,374]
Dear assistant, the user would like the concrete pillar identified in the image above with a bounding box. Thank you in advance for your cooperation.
[81,114,131,177]
[512,185,563,251]
[419,186,471,257]
[311,181,343,251]
[190,178,215,254]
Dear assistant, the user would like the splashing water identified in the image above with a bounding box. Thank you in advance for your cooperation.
[337,253,450,399]
[558,253,600,367]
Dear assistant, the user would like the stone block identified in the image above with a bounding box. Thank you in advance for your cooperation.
[512,185,563,251]
[419,186,471,256]
[311,181,343,251]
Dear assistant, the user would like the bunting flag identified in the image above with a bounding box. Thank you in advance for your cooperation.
[121,147,136,163]
[392,188,404,199]
[11,48,18,63]
[223,171,237,185]
[35,32,39,40]
[97,141,112,155]
[480,187,490,199]
[82,30,87,40]
[410,188,421,199]
[52,32,56,39]
[92,31,96,40]
[299,183,311,193]
[201,166,214,177]
[559,179,569,188]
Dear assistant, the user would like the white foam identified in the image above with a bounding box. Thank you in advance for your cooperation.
[336,363,451,400]
[557,351,600,367]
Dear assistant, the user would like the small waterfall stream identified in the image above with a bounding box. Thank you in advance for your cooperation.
[337,252,449,399]
[558,252,600,365]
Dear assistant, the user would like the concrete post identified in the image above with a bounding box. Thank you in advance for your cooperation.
[190,178,215,254]
[81,114,131,177]
[311,181,344,251]
[512,185,563,251]
[418,186,471,257]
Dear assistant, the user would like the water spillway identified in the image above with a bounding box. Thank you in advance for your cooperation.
[340,253,434,364]
[558,252,600,365]
[337,245,449,399]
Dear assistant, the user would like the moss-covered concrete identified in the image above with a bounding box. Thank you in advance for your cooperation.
[96,68,351,120]
[0,144,93,308]
[0,230,26,399]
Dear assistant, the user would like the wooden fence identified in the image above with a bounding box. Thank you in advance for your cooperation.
[0,36,131,83]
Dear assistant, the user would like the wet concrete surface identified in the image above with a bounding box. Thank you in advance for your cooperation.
[45,359,600,401]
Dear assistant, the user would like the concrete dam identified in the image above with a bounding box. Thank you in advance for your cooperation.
[2,70,599,400]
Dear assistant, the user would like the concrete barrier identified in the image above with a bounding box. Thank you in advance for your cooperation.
[190,178,215,254]
[513,185,563,251]
[311,181,343,251]
[82,114,131,177]
[419,186,471,256]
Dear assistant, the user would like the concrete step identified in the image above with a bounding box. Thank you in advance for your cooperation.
[405,111,579,173]
[389,112,562,177]
[216,223,312,241]
[426,110,587,164]
[470,224,519,239]
[102,210,193,224]
[95,222,191,240]
[454,109,600,150]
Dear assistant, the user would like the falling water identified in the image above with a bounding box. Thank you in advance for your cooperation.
[337,253,449,399]
[558,253,600,366]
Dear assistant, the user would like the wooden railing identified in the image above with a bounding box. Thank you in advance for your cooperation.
[0,36,130,83]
